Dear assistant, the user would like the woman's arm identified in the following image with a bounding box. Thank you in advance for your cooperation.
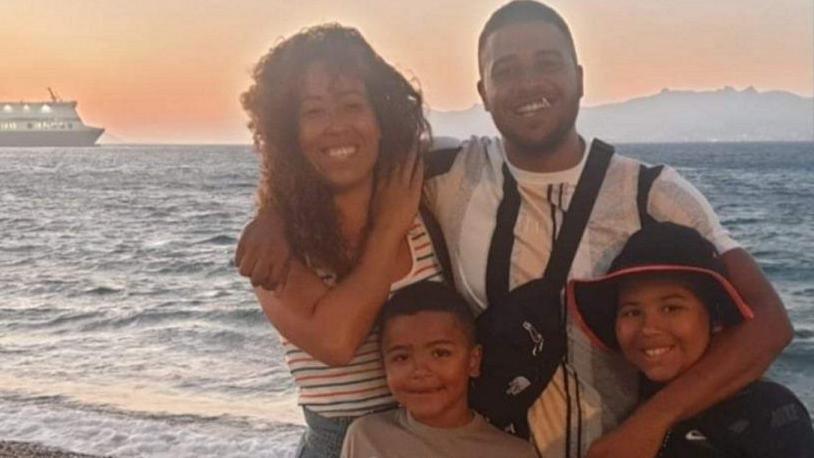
[243,153,424,366]
[255,229,403,366]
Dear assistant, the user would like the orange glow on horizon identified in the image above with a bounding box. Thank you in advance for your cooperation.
[2,0,811,143]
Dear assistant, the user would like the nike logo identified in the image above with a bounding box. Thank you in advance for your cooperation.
[685,429,708,441]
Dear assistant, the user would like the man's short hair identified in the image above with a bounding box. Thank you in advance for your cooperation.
[477,0,578,71]
[379,281,476,345]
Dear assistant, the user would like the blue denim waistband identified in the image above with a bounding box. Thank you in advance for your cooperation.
[303,407,356,431]
[297,408,357,458]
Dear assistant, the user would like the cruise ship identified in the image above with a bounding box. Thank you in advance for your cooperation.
[0,89,104,147]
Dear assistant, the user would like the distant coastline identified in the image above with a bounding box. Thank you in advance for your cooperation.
[427,87,814,143]
[73,86,812,145]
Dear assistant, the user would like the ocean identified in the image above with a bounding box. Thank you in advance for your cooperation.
[1,142,812,457]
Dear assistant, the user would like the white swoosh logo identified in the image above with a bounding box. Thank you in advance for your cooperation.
[685,429,707,441]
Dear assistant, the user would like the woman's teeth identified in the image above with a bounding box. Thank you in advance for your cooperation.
[325,146,357,158]
[514,98,552,116]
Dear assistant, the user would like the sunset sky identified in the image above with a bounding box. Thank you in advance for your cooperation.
[2,0,812,143]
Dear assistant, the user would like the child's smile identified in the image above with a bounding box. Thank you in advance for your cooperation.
[382,311,482,428]
[615,276,712,383]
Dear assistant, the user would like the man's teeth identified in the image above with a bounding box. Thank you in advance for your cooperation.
[325,146,357,158]
[515,98,552,115]
[643,347,672,358]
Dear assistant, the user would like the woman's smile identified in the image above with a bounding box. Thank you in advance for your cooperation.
[297,62,382,192]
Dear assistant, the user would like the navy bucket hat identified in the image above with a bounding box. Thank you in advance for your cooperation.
[568,222,754,352]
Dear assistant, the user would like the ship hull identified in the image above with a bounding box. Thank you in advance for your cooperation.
[0,128,104,147]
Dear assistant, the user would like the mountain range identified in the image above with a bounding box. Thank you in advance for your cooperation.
[427,87,814,142]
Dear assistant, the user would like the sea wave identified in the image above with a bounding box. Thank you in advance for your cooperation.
[0,394,303,458]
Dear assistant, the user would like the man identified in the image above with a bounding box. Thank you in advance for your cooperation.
[237,2,792,457]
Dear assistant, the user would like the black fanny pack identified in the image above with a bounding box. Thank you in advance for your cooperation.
[469,140,614,439]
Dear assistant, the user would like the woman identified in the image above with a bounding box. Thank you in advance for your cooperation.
[240,24,444,457]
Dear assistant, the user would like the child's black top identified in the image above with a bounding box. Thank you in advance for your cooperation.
[650,379,813,457]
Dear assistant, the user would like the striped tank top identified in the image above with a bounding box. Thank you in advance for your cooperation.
[280,215,444,418]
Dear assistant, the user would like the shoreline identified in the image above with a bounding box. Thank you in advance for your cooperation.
[0,441,107,458]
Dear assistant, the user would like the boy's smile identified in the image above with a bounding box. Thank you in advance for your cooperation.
[382,311,482,429]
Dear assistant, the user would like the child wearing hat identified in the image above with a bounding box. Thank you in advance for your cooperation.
[340,281,537,458]
[569,222,813,457]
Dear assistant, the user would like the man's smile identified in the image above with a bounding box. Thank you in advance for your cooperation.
[512,97,552,117]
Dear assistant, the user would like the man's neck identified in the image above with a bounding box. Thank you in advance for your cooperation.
[504,131,584,173]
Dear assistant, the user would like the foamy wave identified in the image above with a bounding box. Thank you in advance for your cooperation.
[0,397,303,458]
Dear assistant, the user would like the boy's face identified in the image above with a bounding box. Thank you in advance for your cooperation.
[382,311,482,428]
[615,276,711,383]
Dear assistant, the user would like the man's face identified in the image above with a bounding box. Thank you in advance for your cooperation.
[477,21,583,153]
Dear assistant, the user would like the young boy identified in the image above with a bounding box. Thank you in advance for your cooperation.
[569,222,814,457]
[340,281,538,458]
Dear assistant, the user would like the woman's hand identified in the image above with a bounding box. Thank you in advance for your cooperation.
[369,147,423,243]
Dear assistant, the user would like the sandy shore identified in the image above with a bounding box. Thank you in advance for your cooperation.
[0,441,108,458]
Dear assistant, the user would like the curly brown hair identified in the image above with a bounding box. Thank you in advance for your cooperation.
[242,24,429,276]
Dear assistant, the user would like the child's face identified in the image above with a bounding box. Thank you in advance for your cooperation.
[382,311,482,428]
[615,276,711,383]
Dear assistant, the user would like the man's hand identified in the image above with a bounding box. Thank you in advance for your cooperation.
[586,407,670,458]
[235,207,292,290]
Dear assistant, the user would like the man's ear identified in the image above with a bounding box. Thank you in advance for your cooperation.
[576,64,584,99]
[477,80,491,112]
[469,344,483,378]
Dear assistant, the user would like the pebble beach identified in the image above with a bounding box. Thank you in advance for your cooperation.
[0,441,107,458]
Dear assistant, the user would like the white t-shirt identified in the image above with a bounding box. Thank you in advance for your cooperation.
[424,136,739,457]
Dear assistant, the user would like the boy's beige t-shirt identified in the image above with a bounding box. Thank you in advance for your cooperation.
[340,408,538,458]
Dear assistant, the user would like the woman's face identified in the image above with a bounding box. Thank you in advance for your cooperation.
[297,61,381,193]
[615,277,711,383]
